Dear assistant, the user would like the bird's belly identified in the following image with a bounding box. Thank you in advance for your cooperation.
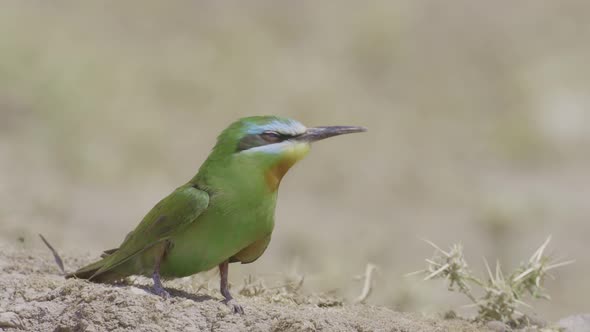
[159,209,274,278]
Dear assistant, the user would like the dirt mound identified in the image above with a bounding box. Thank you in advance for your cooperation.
[0,246,487,331]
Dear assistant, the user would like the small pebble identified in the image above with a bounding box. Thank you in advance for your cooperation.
[557,314,590,332]
[129,287,151,296]
[155,302,165,311]
[486,320,508,332]
[0,312,22,328]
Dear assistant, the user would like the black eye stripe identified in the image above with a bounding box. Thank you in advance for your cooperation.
[236,132,291,152]
[261,131,285,142]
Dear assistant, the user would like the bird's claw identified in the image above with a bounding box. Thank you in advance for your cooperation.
[222,299,244,314]
[153,287,170,299]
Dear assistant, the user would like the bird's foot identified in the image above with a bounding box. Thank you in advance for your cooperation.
[218,261,243,314]
[222,298,244,315]
[152,268,170,299]
[152,285,170,299]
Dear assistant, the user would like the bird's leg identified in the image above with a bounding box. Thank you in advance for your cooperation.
[219,260,244,314]
[152,242,170,299]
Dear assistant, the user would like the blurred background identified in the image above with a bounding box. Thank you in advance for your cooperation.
[1,0,589,320]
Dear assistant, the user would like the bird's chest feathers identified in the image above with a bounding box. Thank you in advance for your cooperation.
[265,158,297,192]
[264,144,309,192]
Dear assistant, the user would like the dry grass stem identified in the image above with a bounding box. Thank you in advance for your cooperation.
[354,263,377,304]
[413,236,573,328]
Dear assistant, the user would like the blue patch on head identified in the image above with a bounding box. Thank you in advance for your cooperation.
[245,118,307,136]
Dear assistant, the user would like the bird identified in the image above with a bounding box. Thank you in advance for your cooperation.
[66,115,366,314]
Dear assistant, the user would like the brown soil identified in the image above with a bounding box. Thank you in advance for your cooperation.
[0,246,489,332]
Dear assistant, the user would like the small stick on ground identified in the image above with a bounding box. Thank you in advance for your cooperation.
[354,263,377,304]
[39,234,66,275]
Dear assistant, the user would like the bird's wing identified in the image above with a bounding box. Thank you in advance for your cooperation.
[92,185,209,277]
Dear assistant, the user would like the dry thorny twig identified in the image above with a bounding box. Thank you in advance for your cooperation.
[410,236,573,327]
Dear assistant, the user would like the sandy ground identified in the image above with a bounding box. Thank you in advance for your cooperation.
[0,246,489,332]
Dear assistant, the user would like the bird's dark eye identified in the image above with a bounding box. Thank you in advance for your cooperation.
[261,131,282,143]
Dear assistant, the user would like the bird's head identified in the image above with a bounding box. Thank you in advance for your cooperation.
[201,116,366,191]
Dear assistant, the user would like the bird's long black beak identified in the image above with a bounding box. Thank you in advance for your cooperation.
[295,126,367,143]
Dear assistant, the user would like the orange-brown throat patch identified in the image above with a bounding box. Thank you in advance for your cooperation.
[265,158,298,192]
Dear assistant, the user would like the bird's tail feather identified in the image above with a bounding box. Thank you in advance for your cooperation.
[40,234,126,282]
[65,259,106,280]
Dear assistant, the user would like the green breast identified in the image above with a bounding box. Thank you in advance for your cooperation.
[159,190,276,278]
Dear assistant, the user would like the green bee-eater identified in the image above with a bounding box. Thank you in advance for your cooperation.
[67,116,366,313]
